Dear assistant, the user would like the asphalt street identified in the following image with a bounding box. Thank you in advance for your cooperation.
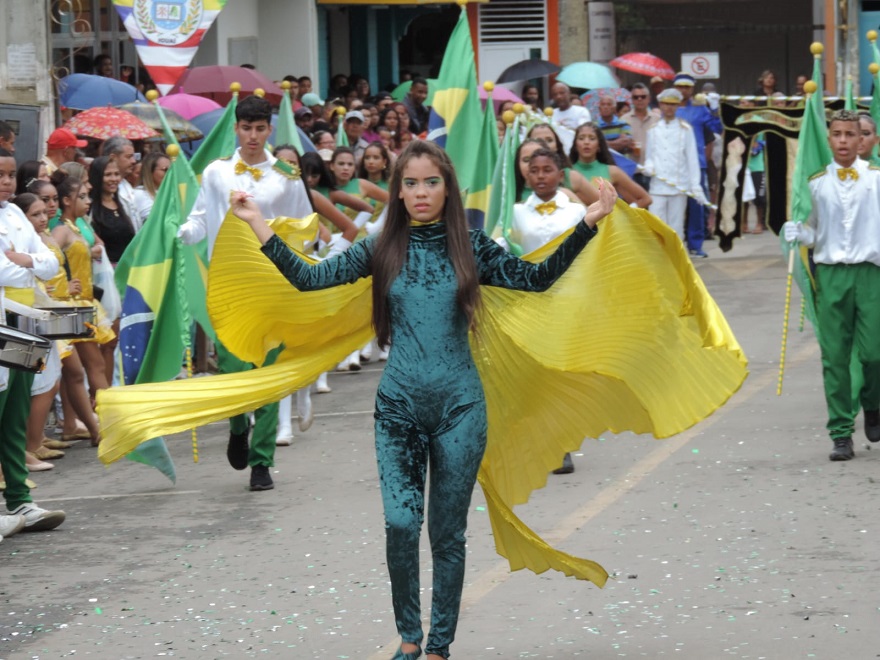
[2,230,878,660]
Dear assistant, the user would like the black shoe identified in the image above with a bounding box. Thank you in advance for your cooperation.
[249,465,274,491]
[227,425,250,471]
[829,437,854,461]
[865,410,880,443]
[552,453,575,475]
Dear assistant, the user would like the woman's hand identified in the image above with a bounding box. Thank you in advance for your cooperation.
[229,190,264,225]
[583,178,618,228]
[90,245,103,260]
[68,278,82,296]
[229,191,274,246]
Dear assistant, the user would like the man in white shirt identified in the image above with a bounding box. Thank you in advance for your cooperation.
[0,148,66,535]
[551,82,592,131]
[102,137,140,231]
[178,95,319,491]
[783,109,880,461]
[643,89,705,241]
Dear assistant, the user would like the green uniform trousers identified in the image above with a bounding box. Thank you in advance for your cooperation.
[0,369,35,511]
[215,342,282,467]
[815,263,880,439]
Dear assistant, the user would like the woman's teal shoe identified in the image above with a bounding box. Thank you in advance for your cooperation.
[392,644,422,659]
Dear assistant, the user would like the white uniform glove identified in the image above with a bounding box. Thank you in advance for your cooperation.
[365,207,387,236]
[352,210,373,229]
[326,236,352,258]
[692,190,709,206]
[783,221,811,244]
[176,222,196,245]
[707,92,721,111]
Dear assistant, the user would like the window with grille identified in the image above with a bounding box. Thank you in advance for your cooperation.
[478,0,546,44]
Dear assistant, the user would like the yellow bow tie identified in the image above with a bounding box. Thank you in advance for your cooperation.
[235,161,263,181]
[535,200,558,215]
[837,167,858,182]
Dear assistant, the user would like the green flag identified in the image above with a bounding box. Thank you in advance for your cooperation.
[336,120,349,147]
[426,7,483,193]
[464,85,500,228]
[111,150,211,482]
[486,115,522,253]
[191,92,238,177]
[783,52,831,342]
[276,85,305,155]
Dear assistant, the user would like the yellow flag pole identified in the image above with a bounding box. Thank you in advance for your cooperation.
[777,248,796,395]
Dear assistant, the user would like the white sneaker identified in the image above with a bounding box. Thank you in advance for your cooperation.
[315,372,332,393]
[276,433,293,447]
[0,514,25,538]
[10,503,65,532]
[297,388,314,432]
[378,346,389,361]
[360,340,373,362]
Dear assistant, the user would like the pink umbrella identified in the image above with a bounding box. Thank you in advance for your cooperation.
[480,85,524,113]
[157,93,222,120]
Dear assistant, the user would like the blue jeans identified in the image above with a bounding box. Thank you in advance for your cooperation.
[686,169,709,252]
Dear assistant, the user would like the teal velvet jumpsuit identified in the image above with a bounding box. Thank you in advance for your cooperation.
[261,220,596,658]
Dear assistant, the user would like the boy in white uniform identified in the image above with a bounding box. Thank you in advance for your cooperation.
[643,88,705,241]
[783,109,880,461]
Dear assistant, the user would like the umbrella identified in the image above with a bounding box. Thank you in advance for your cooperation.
[495,58,560,84]
[580,88,633,119]
[481,85,524,113]
[116,101,204,142]
[555,62,618,90]
[63,107,159,141]
[170,66,284,106]
[609,53,675,80]
[58,73,145,110]
[156,93,222,120]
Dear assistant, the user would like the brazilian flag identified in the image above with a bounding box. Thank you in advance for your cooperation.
[427,7,483,198]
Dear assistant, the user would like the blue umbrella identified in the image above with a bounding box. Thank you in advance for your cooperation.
[181,109,316,157]
[555,62,619,91]
[58,74,145,110]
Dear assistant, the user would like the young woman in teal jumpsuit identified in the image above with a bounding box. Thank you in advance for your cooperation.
[230,141,616,659]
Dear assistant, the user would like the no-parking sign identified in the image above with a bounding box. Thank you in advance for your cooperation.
[681,52,720,79]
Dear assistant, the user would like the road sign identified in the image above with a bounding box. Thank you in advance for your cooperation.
[681,52,720,79]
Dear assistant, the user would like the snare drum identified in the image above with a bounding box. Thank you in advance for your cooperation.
[0,326,51,373]
[17,306,97,339]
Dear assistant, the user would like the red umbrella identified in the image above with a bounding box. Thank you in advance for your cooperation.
[609,53,675,80]
[170,66,284,106]
[63,107,159,141]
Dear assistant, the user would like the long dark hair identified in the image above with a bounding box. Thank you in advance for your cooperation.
[357,142,391,182]
[527,124,572,168]
[15,160,44,196]
[300,152,335,190]
[371,141,480,347]
[569,122,615,166]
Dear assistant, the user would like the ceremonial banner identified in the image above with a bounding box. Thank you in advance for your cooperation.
[113,0,228,96]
